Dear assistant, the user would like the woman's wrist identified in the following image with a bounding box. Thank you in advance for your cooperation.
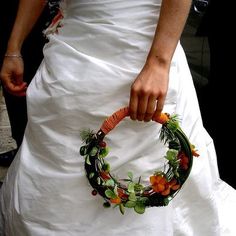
[146,54,171,70]
[6,37,23,55]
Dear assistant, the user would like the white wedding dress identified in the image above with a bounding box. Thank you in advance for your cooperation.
[1,0,236,235]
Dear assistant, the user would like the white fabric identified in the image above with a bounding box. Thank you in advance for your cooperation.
[1,0,236,235]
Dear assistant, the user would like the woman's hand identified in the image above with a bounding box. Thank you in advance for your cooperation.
[129,59,169,122]
[0,56,27,97]
[128,0,192,122]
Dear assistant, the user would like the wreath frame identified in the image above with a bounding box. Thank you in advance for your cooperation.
[80,107,199,214]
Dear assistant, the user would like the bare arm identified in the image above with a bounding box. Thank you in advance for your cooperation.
[129,0,192,121]
[0,0,46,96]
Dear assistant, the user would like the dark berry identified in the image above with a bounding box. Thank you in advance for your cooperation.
[91,189,97,196]
[99,141,106,148]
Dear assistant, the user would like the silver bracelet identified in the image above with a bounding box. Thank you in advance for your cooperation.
[4,54,23,58]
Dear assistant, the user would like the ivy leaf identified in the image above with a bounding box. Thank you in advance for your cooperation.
[125,201,136,208]
[134,202,146,214]
[105,189,117,199]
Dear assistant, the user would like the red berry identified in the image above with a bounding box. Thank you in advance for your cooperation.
[99,141,106,148]
[91,189,97,196]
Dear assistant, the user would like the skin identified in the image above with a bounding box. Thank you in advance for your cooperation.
[0,0,191,121]
[0,0,46,96]
[129,0,192,121]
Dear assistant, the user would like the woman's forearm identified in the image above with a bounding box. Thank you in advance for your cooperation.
[7,0,47,54]
[147,0,192,67]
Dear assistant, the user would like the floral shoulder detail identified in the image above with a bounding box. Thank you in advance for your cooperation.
[44,0,66,36]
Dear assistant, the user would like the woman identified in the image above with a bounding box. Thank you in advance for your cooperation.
[0,0,235,235]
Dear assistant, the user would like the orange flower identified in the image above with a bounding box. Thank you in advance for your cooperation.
[150,175,168,195]
[191,144,200,157]
[150,175,180,196]
[110,197,121,204]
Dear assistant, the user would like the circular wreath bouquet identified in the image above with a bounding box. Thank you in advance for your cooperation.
[80,107,199,215]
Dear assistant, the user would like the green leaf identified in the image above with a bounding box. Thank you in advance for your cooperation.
[105,179,115,187]
[128,192,137,201]
[134,183,144,192]
[125,201,136,208]
[119,204,125,215]
[134,202,146,214]
[97,177,101,185]
[105,189,117,199]
[169,140,180,150]
[166,149,178,161]
[113,185,118,195]
[90,147,98,156]
[80,129,94,142]
[85,155,91,165]
[89,172,94,179]
[128,182,135,193]
[138,197,149,205]
[102,163,110,172]
[99,147,109,158]
[163,197,171,206]
[80,146,87,156]
[127,171,133,180]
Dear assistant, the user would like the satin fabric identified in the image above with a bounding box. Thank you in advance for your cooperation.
[1,0,236,235]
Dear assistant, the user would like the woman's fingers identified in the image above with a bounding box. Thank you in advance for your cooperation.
[144,95,156,122]
[1,72,27,96]
[137,93,148,121]
[130,85,159,121]
[152,95,165,120]
[129,87,139,120]
[4,80,27,96]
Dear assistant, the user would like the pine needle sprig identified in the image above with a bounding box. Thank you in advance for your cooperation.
[80,129,94,143]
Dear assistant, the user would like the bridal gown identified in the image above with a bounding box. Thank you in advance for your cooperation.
[1,0,236,235]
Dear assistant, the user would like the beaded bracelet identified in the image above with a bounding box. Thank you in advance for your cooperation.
[4,54,23,58]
